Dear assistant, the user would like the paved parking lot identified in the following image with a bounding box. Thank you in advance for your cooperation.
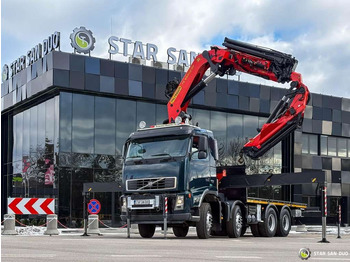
[2,229,350,262]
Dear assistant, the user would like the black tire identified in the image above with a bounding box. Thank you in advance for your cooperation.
[173,225,189,237]
[227,205,243,238]
[258,208,278,237]
[250,224,260,237]
[138,224,156,238]
[276,208,291,237]
[196,203,212,239]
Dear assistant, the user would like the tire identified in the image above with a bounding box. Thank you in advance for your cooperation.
[227,205,243,238]
[173,225,189,237]
[276,208,291,237]
[138,224,156,238]
[196,203,213,239]
[258,208,278,237]
[250,224,260,237]
[241,226,247,237]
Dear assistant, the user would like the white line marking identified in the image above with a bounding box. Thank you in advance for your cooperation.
[2,254,56,258]
[110,255,162,257]
[216,256,262,259]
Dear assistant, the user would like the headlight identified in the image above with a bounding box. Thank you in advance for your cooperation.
[175,195,184,210]
[121,197,126,212]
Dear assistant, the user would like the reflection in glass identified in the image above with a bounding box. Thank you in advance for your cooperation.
[72,94,94,154]
[116,99,136,155]
[59,92,72,152]
[321,135,327,155]
[95,97,116,155]
[328,137,337,156]
[192,109,210,130]
[338,138,347,157]
[309,134,318,155]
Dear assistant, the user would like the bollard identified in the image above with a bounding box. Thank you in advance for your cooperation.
[163,196,168,239]
[319,184,329,243]
[87,215,100,234]
[337,202,341,239]
[2,214,18,235]
[44,214,59,235]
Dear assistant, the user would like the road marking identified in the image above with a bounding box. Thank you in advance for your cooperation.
[110,255,162,258]
[2,254,56,258]
[216,256,262,259]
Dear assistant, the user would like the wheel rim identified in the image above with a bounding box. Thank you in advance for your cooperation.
[268,214,276,232]
[206,211,213,234]
[282,214,290,231]
[236,212,243,232]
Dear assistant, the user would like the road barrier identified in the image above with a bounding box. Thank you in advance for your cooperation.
[87,215,101,234]
[44,214,59,235]
[2,214,18,235]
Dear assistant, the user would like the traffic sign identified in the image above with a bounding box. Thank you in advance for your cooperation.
[87,199,101,214]
[8,198,55,215]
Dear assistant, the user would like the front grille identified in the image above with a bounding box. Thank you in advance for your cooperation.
[126,177,176,191]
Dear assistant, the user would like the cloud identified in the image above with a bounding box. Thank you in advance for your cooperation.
[2,0,350,97]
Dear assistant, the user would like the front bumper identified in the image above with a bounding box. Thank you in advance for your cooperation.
[121,212,199,224]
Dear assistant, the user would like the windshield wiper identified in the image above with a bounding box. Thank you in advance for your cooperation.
[151,153,172,158]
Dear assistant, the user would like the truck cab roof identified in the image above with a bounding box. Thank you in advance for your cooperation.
[127,124,213,140]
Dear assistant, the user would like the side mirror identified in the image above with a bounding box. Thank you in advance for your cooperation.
[198,151,207,159]
[198,136,208,159]
[213,139,219,161]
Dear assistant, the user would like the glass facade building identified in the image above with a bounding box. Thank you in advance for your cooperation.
[2,51,350,226]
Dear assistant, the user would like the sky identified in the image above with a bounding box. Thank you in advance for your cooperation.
[2,0,350,98]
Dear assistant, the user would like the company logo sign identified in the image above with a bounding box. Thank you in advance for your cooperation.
[2,64,9,82]
[70,27,95,54]
[299,248,311,260]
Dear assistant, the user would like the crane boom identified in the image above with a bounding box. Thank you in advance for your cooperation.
[166,38,309,159]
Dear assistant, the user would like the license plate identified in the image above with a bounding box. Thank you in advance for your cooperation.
[135,199,151,205]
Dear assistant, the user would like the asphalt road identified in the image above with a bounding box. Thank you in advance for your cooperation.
[2,230,350,262]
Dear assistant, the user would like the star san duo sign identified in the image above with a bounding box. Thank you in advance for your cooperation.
[2,32,60,81]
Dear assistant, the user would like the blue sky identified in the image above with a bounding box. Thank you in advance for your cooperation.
[2,0,350,98]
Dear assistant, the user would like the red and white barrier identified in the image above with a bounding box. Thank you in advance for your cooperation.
[8,198,55,215]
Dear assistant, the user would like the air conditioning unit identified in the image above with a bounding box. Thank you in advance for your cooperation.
[129,57,146,65]
[151,61,168,69]
[173,64,185,72]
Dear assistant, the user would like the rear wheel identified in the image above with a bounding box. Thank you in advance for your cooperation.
[276,208,291,237]
[173,225,189,237]
[196,203,212,239]
[138,224,156,238]
[227,205,243,238]
[258,208,278,237]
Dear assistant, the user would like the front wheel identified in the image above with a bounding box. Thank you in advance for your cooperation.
[196,203,212,239]
[227,205,243,238]
[173,225,189,237]
[138,224,156,238]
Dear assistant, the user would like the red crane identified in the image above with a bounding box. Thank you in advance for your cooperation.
[165,38,309,159]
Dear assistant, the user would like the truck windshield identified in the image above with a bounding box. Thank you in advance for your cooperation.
[126,136,189,160]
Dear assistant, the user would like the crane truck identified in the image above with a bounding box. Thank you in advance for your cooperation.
[120,38,323,239]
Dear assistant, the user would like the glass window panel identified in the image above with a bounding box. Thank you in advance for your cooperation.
[136,101,156,129]
[328,137,337,156]
[23,109,30,156]
[116,99,136,155]
[37,103,46,151]
[309,134,318,155]
[243,115,258,139]
[348,139,350,157]
[45,98,55,155]
[30,106,38,154]
[192,109,210,130]
[12,114,17,163]
[16,112,23,162]
[337,138,347,157]
[321,135,327,155]
[72,94,94,154]
[156,104,167,125]
[210,111,227,156]
[60,92,72,152]
[302,134,309,154]
[54,96,59,153]
[95,97,116,155]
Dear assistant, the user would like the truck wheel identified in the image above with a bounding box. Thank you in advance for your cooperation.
[250,224,260,237]
[258,208,278,237]
[138,224,156,238]
[173,225,189,237]
[227,205,243,238]
[196,203,212,239]
[276,209,291,237]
